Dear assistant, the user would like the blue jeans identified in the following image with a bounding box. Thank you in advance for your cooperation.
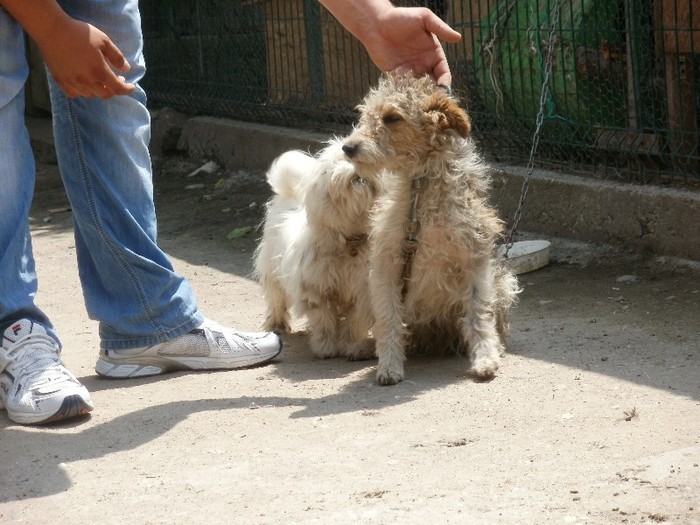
[0,1,204,349]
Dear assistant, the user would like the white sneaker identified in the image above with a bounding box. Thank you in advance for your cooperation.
[94,319,282,378]
[0,319,93,425]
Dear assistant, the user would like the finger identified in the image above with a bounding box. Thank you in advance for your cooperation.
[98,40,135,94]
[101,39,131,73]
[96,66,136,95]
[55,78,85,99]
[62,85,81,99]
[115,75,136,92]
[433,67,453,87]
[71,86,96,99]
[63,72,133,99]
[430,35,453,86]
[421,10,462,43]
[94,83,117,100]
[106,76,136,95]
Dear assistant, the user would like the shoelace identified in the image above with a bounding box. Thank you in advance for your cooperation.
[226,332,258,353]
[204,323,259,354]
[3,334,62,383]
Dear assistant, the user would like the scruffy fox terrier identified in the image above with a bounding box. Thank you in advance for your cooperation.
[343,74,520,385]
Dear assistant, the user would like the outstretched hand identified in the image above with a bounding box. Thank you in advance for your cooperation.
[362,7,461,86]
[318,0,461,86]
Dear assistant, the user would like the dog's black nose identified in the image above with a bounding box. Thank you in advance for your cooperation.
[342,142,358,158]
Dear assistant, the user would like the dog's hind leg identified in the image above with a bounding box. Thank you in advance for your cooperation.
[306,296,343,358]
[261,278,292,333]
[338,318,376,360]
[345,338,376,360]
[460,265,503,379]
[338,289,376,360]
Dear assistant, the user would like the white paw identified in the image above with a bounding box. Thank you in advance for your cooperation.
[470,354,500,379]
[376,364,404,385]
[263,317,290,334]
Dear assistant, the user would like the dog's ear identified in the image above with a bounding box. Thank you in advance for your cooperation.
[427,94,472,138]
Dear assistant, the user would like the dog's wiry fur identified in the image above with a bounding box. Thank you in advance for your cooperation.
[254,140,380,360]
[343,74,520,385]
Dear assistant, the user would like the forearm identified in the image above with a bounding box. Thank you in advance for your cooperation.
[0,0,72,47]
[318,0,393,45]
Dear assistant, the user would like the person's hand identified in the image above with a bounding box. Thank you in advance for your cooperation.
[318,1,461,86]
[36,16,135,99]
[0,0,134,98]
[362,6,461,87]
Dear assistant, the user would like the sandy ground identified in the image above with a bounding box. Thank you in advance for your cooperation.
[1,153,698,525]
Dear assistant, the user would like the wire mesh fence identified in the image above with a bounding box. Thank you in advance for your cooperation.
[140,0,700,183]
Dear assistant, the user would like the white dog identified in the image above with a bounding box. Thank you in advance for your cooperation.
[254,140,380,360]
[342,74,520,385]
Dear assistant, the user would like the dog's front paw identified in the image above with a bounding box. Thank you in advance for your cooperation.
[263,318,291,334]
[376,364,404,386]
[470,354,500,380]
[469,339,502,380]
[345,338,376,361]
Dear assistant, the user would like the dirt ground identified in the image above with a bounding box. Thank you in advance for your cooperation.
[1,151,698,525]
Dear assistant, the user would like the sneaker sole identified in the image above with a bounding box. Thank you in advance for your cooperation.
[95,347,282,379]
[8,394,93,425]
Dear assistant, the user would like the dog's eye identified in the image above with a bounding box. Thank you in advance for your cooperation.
[382,113,403,125]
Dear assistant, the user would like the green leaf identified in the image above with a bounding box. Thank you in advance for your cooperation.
[226,226,253,240]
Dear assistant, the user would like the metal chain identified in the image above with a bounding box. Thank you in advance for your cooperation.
[504,0,562,256]
[400,177,425,302]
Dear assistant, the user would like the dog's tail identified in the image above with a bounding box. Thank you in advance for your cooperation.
[266,150,317,204]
